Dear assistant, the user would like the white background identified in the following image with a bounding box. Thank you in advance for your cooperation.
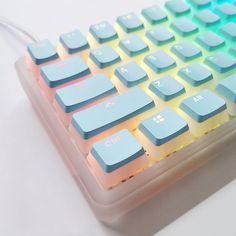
[1,0,236,235]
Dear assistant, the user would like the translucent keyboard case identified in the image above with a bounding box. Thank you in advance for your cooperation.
[15,57,236,222]
[15,0,236,222]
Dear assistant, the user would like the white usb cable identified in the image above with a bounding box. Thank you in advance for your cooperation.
[0,16,39,43]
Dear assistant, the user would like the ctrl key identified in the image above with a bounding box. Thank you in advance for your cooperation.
[87,129,148,189]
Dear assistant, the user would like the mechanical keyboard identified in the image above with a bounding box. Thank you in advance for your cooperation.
[15,0,236,222]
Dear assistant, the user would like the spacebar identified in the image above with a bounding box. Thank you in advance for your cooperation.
[71,87,155,139]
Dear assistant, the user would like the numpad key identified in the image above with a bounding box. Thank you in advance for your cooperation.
[15,0,236,222]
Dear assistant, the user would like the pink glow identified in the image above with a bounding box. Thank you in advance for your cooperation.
[87,152,148,189]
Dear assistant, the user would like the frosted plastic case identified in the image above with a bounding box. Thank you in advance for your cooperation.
[15,57,236,223]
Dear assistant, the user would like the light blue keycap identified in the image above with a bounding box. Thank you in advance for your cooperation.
[215,3,236,18]
[146,26,175,46]
[115,61,148,87]
[27,39,58,65]
[178,63,213,86]
[180,90,226,122]
[230,45,236,56]
[72,87,155,139]
[149,75,185,101]
[59,30,89,54]
[171,41,202,61]
[196,31,225,51]
[117,13,144,33]
[205,52,236,73]
[171,18,198,36]
[139,107,189,146]
[216,73,236,103]
[89,21,118,43]
[91,129,145,173]
[55,74,117,113]
[40,56,90,88]
[119,35,149,57]
[194,10,220,27]
[90,45,121,69]
[144,51,176,73]
[165,0,190,16]
[219,22,236,41]
[141,5,168,25]
[189,0,211,9]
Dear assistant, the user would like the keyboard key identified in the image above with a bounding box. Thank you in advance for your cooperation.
[144,51,176,73]
[88,129,147,189]
[171,18,198,36]
[119,35,149,57]
[72,87,155,139]
[196,31,225,51]
[90,45,121,69]
[91,129,145,173]
[216,73,236,116]
[205,52,236,73]
[149,75,185,101]
[171,41,202,61]
[178,63,213,86]
[115,61,148,87]
[194,10,220,27]
[59,30,89,54]
[141,5,168,25]
[165,0,190,16]
[117,13,144,33]
[179,90,228,137]
[89,21,118,43]
[139,107,189,145]
[27,39,58,65]
[216,73,236,103]
[189,0,211,8]
[180,90,226,122]
[40,56,90,88]
[55,74,117,113]
[138,107,191,160]
[146,27,175,46]
[219,22,236,41]
[215,3,236,18]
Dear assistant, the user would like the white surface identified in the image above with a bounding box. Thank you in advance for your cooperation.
[0,0,236,235]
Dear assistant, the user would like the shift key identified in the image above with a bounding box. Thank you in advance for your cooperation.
[71,87,155,139]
